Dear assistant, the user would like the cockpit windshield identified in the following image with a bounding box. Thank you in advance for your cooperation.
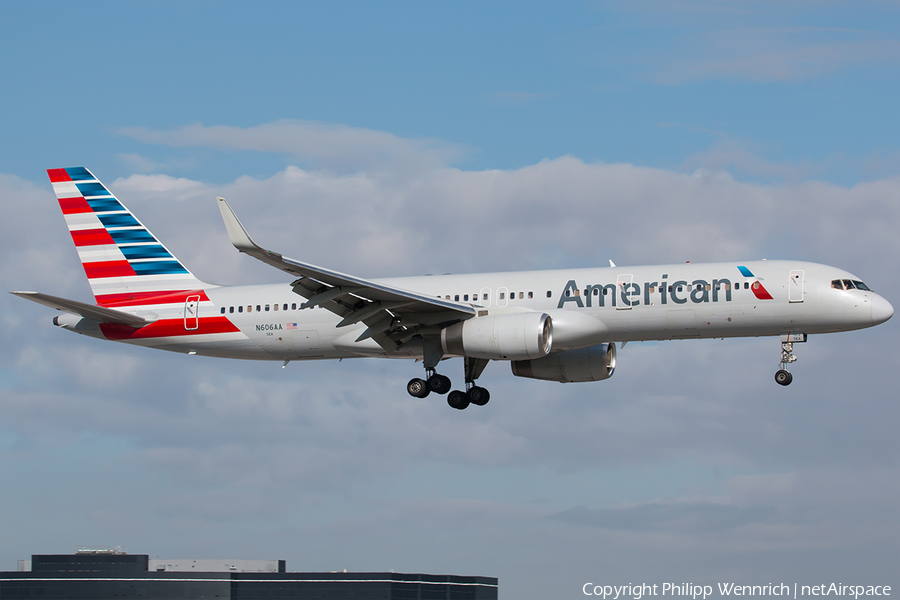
[832,279,872,291]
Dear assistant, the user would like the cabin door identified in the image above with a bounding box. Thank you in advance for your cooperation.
[184,295,200,330]
[789,270,804,303]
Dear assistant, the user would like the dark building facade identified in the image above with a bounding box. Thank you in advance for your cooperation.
[0,553,497,600]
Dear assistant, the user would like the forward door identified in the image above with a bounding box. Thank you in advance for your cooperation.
[789,270,804,303]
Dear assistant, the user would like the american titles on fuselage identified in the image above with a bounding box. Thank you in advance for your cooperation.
[557,270,771,310]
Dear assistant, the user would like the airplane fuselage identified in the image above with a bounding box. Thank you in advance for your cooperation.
[82,260,888,362]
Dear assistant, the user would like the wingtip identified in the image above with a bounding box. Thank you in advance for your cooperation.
[215,196,259,253]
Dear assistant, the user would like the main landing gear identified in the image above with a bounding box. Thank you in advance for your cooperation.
[774,333,806,387]
[406,370,450,398]
[406,358,491,410]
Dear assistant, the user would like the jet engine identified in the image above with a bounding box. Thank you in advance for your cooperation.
[510,342,616,383]
[441,312,552,361]
[53,312,84,330]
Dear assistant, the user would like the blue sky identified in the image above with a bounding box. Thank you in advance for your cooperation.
[1,2,899,599]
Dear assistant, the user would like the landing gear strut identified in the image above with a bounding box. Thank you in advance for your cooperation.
[445,357,490,410]
[775,333,805,387]
[407,357,491,410]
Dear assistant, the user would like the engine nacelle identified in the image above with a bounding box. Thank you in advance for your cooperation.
[510,342,616,383]
[441,312,552,360]
[53,312,84,330]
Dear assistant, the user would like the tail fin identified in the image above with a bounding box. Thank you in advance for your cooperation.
[47,167,206,306]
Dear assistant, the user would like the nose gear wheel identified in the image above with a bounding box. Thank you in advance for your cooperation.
[774,339,800,386]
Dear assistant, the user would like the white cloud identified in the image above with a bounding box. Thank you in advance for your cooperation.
[655,36,900,84]
[117,120,469,174]
[2,154,898,590]
[605,6,900,84]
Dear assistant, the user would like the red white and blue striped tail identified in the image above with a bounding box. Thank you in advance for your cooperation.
[47,167,206,307]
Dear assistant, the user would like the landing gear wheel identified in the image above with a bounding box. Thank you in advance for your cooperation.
[407,378,431,398]
[427,374,452,395]
[775,369,793,386]
[447,390,470,410]
[467,386,490,406]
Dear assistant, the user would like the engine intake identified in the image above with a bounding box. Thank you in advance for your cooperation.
[441,312,552,360]
[511,342,616,383]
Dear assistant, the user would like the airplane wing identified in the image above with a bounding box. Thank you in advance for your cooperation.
[216,197,475,349]
[9,291,154,327]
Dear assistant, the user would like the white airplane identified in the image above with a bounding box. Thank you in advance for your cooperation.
[11,167,894,409]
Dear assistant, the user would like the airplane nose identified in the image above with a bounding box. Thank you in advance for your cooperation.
[871,295,894,325]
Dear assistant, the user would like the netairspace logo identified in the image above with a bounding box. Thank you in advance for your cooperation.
[582,583,892,600]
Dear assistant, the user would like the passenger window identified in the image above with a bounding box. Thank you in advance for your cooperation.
[744,282,749,289]
[528,291,533,299]
[247,305,253,313]
[574,289,580,297]
[273,304,279,311]
[705,284,711,291]
[677,286,683,292]
[725,283,730,291]
[455,295,459,301]
[256,305,261,312]
[603,288,608,295]
[564,290,570,298]
[499,292,506,300]
[283,304,288,311]
[445,295,451,300]
[229,306,234,313]
[292,303,297,310]
[265,304,270,311]
[220,307,225,314]
[546,291,552,298]
[649,286,655,294]
[483,293,488,300]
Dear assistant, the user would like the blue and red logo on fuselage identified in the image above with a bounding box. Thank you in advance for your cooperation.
[737,266,773,300]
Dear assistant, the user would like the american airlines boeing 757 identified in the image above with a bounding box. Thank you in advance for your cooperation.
[11,168,894,409]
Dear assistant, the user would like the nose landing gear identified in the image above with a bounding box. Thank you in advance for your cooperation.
[774,367,793,386]
[775,333,806,386]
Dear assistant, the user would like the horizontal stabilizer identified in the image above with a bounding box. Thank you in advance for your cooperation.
[9,291,153,327]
